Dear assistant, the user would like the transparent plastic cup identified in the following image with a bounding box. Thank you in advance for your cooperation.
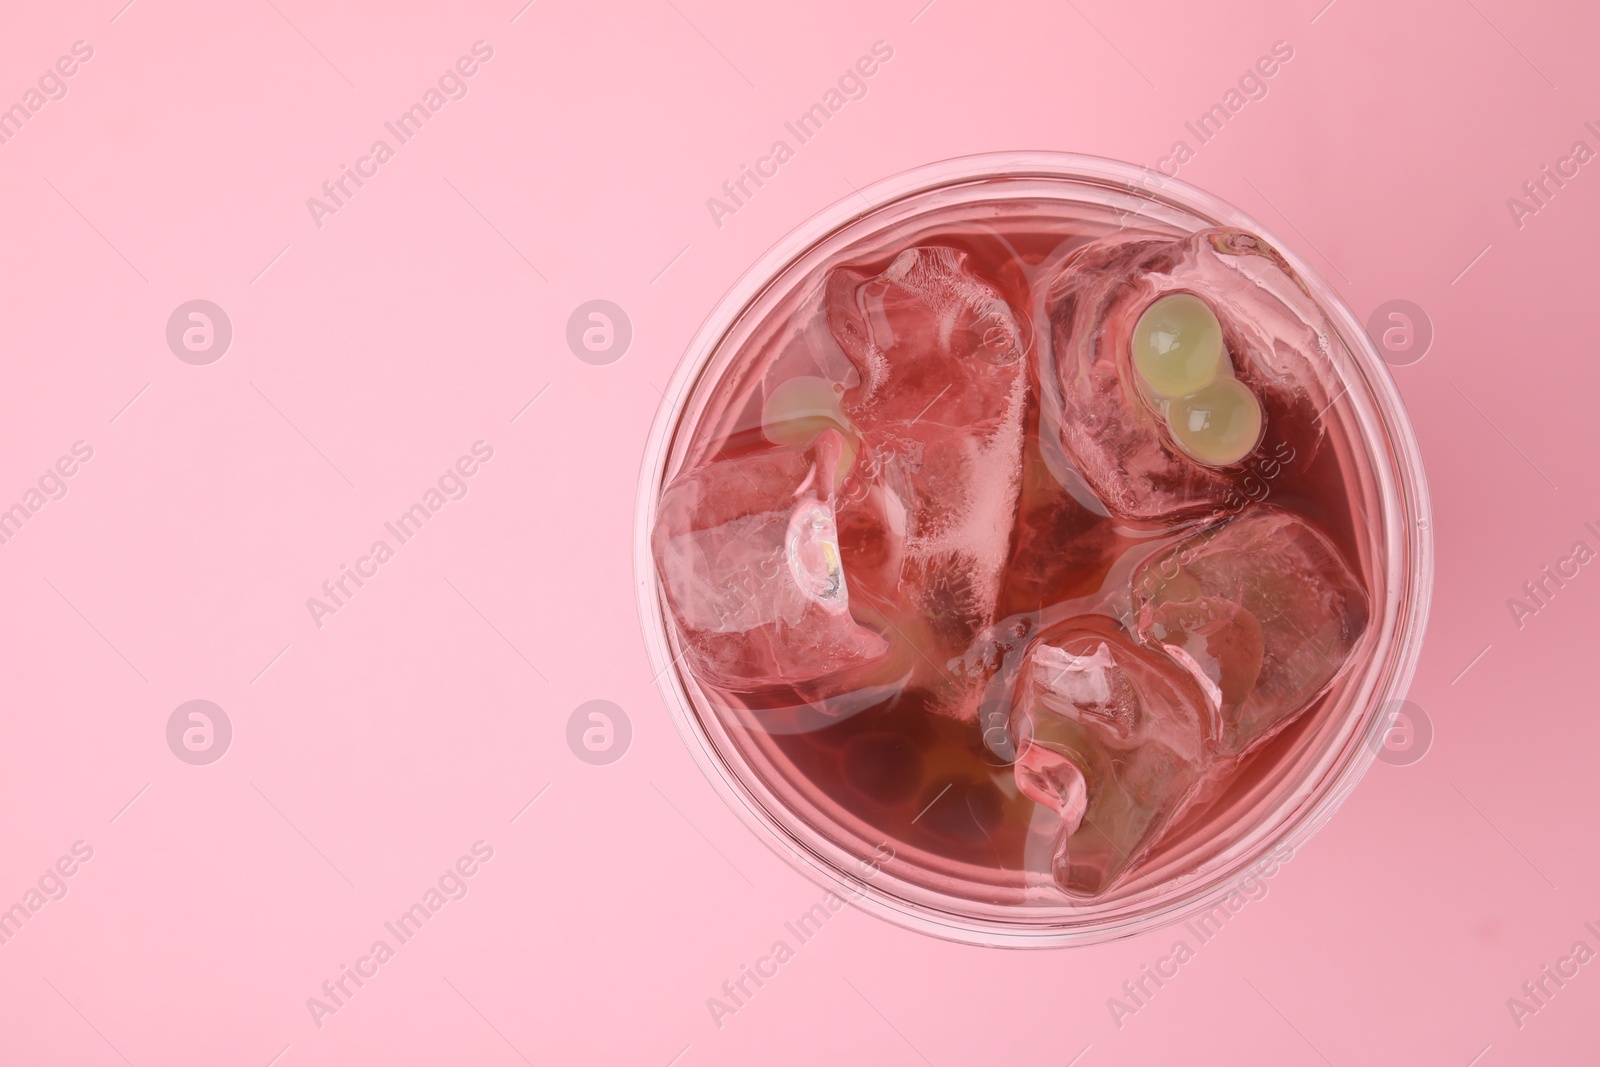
[635,153,1432,947]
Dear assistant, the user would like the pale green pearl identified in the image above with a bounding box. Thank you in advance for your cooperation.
[1166,376,1264,467]
[1131,293,1225,400]
[762,376,858,478]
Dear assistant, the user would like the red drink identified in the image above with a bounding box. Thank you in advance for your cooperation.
[641,156,1429,944]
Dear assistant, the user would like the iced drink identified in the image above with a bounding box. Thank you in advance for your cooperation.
[644,159,1423,938]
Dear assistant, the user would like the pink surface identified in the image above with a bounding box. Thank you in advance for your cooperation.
[0,0,1593,1063]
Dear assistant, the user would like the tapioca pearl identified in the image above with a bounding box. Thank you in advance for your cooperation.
[1131,292,1225,400]
[762,376,847,442]
[762,376,858,477]
[1166,377,1264,467]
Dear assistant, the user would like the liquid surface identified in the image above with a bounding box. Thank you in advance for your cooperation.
[652,198,1375,903]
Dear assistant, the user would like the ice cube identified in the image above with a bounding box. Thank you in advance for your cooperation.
[1010,619,1211,897]
[652,431,891,692]
[825,246,1031,716]
[865,419,1026,649]
[827,245,1028,416]
[1131,505,1369,757]
[1045,228,1339,524]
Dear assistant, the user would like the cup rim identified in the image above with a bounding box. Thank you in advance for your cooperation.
[633,151,1434,947]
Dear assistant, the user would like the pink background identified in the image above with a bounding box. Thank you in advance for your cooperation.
[0,0,1594,1063]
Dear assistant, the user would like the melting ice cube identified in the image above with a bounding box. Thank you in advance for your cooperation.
[1045,228,1338,524]
[1131,505,1370,757]
[1011,619,1211,898]
[653,431,890,692]
[826,246,1031,716]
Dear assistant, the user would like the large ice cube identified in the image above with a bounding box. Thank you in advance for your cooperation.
[1045,228,1338,524]
[1010,618,1211,897]
[827,244,1028,415]
[826,246,1030,715]
[653,431,891,692]
[1131,505,1369,757]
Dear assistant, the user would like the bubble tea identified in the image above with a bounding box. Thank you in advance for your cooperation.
[646,160,1417,933]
